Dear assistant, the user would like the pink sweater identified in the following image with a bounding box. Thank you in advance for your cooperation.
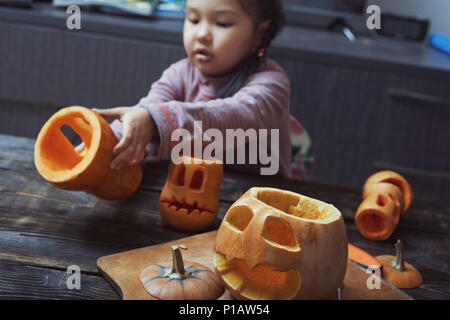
[112,58,292,178]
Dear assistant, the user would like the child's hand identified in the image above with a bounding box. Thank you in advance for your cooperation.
[94,106,157,170]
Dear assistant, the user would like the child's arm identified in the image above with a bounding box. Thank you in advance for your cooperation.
[142,68,291,158]
[97,61,185,169]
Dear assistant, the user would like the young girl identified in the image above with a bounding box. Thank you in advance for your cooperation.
[94,0,308,179]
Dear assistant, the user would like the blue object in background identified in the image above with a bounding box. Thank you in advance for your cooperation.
[429,33,450,56]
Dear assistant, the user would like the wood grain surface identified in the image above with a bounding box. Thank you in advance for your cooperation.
[0,134,449,299]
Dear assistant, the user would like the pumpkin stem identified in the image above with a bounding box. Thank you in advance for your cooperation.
[169,245,189,280]
[391,239,406,271]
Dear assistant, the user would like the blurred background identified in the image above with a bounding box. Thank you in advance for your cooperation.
[0,0,449,203]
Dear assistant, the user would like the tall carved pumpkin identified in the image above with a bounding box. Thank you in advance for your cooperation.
[34,106,142,200]
[356,171,413,241]
[213,187,348,300]
[159,156,223,232]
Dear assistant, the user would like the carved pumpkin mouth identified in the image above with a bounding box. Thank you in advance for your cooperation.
[160,197,214,215]
[213,252,301,300]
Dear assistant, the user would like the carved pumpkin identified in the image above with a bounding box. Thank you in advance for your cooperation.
[140,245,224,300]
[34,106,142,200]
[159,156,223,232]
[362,171,413,214]
[213,187,348,300]
[355,191,400,241]
[356,171,412,241]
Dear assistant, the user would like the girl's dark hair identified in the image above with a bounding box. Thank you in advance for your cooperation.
[215,0,285,99]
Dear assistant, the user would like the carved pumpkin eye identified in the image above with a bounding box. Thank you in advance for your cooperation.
[376,194,388,206]
[172,164,185,186]
[190,169,204,190]
[388,194,400,225]
[225,205,254,232]
[263,216,299,249]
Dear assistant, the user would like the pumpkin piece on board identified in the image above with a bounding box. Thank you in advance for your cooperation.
[376,240,423,289]
[159,156,223,232]
[34,106,142,200]
[140,245,224,300]
[348,244,383,270]
[355,191,400,241]
[362,171,413,215]
[214,187,348,300]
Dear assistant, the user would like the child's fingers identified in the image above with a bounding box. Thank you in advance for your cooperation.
[110,144,136,170]
[110,148,130,170]
[113,117,133,155]
[129,145,146,166]
[93,107,129,120]
[111,139,146,170]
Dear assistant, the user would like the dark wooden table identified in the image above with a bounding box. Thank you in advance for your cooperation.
[0,134,449,300]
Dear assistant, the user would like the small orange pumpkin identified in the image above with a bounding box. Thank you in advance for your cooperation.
[159,156,223,232]
[376,240,423,289]
[213,187,348,300]
[140,245,224,300]
[34,106,142,200]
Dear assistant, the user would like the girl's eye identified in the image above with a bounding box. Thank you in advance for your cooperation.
[217,22,232,28]
[188,18,199,24]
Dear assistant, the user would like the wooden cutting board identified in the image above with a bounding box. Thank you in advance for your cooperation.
[97,231,412,300]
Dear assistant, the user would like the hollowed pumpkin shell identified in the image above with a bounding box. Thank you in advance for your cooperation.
[34,106,142,200]
[363,171,413,214]
[213,187,348,300]
[355,192,400,241]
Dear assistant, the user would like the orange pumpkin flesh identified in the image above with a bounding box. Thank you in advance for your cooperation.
[214,187,348,300]
[34,106,142,200]
[159,156,223,232]
[347,244,383,270]
[213,253,301,300]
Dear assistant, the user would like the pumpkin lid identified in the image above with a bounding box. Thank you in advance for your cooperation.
[376,240,423,289]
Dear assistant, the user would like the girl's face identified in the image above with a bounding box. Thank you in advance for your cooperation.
[184,0,265,76]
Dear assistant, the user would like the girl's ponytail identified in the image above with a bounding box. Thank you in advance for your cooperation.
[216,0,285,99]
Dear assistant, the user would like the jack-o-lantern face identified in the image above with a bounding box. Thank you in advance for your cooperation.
[213,187,348,300]
[159,156,223,232]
